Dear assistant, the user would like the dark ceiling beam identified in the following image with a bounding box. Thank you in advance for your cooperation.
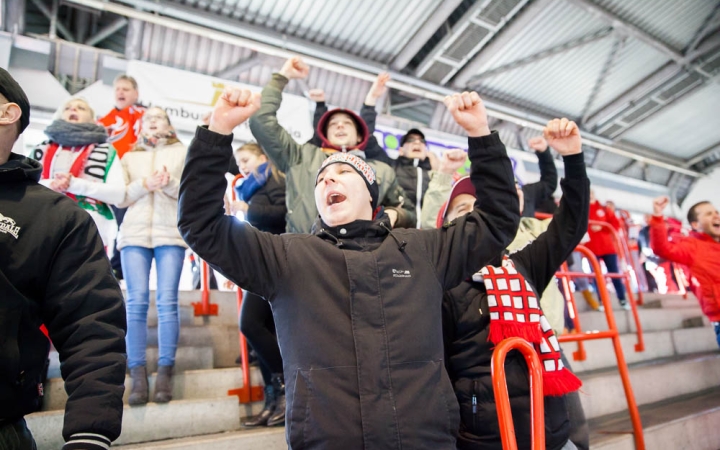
[452,0,553,88]
[84,16,127,46]
[64,0,705,178]
[389,0,464,71]
[29,0,74,41]
[564,0,684,63]
[466,28,613,85]
[684,142,720,169]
[580,36,625,123]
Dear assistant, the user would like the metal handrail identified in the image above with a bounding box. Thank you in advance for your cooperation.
[557,245,645,450]
[491,337,545,450]
[535,212,645,352]
[226,173,264,404]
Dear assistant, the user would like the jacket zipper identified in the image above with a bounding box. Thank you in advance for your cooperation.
[472,379,478,432]
[415,162,422,229]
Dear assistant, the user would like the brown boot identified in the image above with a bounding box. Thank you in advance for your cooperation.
[128,366,148,405]
[581,289,603,311]
[154,365,174,403]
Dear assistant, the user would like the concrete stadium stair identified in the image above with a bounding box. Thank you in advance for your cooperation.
[28,291,720,449]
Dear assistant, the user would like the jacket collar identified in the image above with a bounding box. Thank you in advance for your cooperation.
[396,155,432,170]
[0,153,42,183]
[690,230,719,244]
[312,214,407,251]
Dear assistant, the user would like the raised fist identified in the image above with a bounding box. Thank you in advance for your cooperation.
[279,56,309,80]
[439,148,468,175]
[209,87,262,135]
[542,118,582,156]
[365,72,390,106]
[308,89,326,103]
[653,196,670,216]
[443,92,489,137]
[528,136,548,153]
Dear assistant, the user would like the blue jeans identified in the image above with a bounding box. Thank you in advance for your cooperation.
[598,253,626,303]
[714,322,720,349]
[121,245,185,369]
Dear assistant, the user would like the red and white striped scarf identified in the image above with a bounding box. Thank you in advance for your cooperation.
[479,259,582,396]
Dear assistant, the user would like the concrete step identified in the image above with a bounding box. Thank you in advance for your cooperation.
[578,352,720,420]
[114,428,287,450]
[589,388,720,450]
[574,307,706,335]
[47,345,214,379]
[561,326,720,374]
[137,290,242,327]
[27,396,264,450]
[42,366,264,411]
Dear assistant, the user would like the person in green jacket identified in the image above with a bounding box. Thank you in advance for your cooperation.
[249,56,413,233]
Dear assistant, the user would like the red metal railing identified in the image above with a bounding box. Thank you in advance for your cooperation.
[536,212,645,353]
[492,337,545,450]
[192,258,219,316]
[558,245,645,450]
[227,173,264,403]
[558,260,586,361]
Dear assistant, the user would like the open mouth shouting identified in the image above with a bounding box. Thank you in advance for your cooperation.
[327,191,347,207]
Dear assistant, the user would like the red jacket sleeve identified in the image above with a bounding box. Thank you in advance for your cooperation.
[605,207,621,230]
[648,215,694,266]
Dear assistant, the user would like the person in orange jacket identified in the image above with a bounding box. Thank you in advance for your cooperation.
[650,196,720,347]
[584,191,629,310]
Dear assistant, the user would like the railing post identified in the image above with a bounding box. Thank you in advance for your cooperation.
[492,337,545,450]
[226,173,264,404]
[559,245,645,450]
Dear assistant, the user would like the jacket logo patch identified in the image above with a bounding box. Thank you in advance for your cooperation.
[0,212,20,239]
[392,269,411,278]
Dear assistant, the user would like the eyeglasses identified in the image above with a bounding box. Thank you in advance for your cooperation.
[404,138,426,145]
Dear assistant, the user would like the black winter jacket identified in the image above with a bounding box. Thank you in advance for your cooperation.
[522,149,558,218]
[364,140,433,229]
[179,127,520,450]
[443,153,589,450]
[0,153,126,449]
[242,173,287,235]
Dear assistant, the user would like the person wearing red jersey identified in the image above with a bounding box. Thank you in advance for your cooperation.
[650,196,720,347]
[98,74,145,280]
[585,191,629,310]
[98,75,145,158]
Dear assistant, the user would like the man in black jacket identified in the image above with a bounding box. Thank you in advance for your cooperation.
[441,118,590,450]
[0,68,127,450]
[179,88,520,449]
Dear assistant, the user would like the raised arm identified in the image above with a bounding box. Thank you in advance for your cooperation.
[248,56,309,174]
[510,119,590,291]
[42,206,126,449]
[179,88,287,298]
[308,89,328,147]
[648,196,694,266]
[427,92,520,289]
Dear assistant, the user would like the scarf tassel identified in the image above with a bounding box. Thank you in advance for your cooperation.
[542,369,583,397]
[488,321,544,346]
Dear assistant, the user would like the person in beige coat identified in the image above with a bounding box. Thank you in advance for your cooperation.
[117,107,188,405]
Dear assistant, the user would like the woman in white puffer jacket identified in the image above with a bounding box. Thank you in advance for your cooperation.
[117,107,188,406]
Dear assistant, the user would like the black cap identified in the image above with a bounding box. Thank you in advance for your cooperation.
[400,128,426,147]
[0,68,30,134]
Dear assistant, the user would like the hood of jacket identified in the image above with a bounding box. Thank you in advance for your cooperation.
[316,108,369,152]
[0,153,42,183]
